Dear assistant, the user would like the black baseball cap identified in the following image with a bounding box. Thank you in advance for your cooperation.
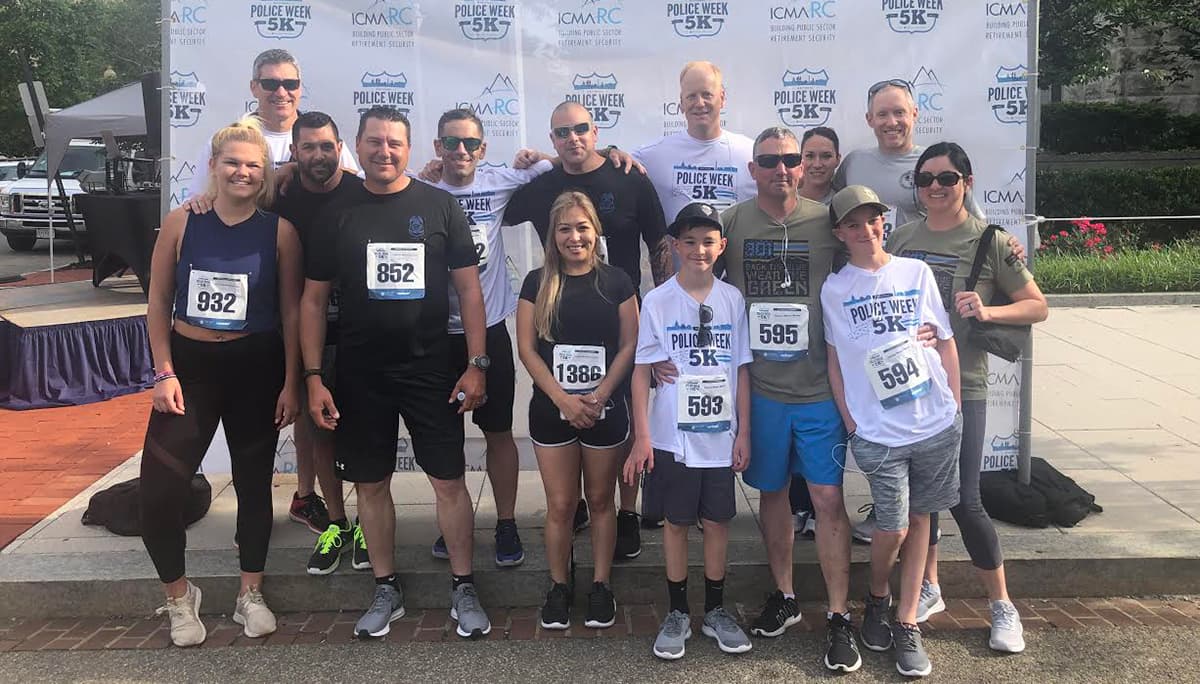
[668,202,723,236]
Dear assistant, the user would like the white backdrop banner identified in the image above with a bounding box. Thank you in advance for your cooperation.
[166,0,1032,473]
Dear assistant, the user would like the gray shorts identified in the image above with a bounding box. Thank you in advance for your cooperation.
[851,414,963,532]
[654,449,736,526]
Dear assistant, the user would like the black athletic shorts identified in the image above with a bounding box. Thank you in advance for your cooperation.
[333,360,465,483]
[529,392,629,450]
[654,449,736,526]
[447,322,516,434]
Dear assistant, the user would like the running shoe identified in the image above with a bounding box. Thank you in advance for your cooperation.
[653,610,692,660]
[540,582,572,630]
[893,622,932,677]
[915,580,945,623]
[155,580,206,647]
[233,587,277,638]
[450,583,491,638]
[573,499,590,533]
[793,510,816,539]
[861,593,894,651]
[355,584,405,638]
[989,600,1026,653]
[431,535,450,560]
[351,519,371,571]
[584,581,616,628]
[495,520,525,567]
[289,492,331,534]
[614,510,642,560]
[750,590,802,637]
[307,523,351,576]
[852,503,876,545]
[702,606,752,654]
[824,613,862,672]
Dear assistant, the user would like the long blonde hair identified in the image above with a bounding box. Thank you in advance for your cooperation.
[533,191,606,341]
[205,117,275,208]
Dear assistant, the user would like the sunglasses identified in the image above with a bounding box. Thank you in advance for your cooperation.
[867,78,912,99]
[552,122,592,139]
[755,153,803,169]
[439,136,483,152]
[914,171,964,188]
[698,304,714,347]
[256,78,301,92]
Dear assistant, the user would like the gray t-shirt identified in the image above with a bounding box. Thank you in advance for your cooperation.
[832,145,984,238]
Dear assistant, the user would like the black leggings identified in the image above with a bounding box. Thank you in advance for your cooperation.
[929,399,1003,570]
[140,331,283,583]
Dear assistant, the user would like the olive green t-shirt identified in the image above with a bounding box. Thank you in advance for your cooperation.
[886,214,1033,400]
[720,197,840,404]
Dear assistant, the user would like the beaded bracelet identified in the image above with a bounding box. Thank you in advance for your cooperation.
[153,371,177,384]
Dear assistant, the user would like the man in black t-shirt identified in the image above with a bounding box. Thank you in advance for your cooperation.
[300,106,493,639]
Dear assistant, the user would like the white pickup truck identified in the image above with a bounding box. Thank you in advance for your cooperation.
[0,141,106,252]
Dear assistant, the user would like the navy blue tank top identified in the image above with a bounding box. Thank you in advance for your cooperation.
[174,210,279,333]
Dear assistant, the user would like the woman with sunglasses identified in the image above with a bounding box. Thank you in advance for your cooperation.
[517,191,639,632]
[887,142,1048,654]
[142,118,303,647]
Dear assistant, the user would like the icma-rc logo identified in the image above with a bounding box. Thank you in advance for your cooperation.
[558,0,624,48]
[568,73,624,130]
[355,72,416,114]
[170,0,207,46]
[169,162,197,206]
[250,0,312,39]
[882,0,942,33]
[988,65,1028,125]
[774,69,836,128]
[983,168,1025,205]
[353,0,418,26]
[455,1,515,41]
[560,0,623,26]
[169,71,205,128]
[666,1,729,38]
[457,74,521,137]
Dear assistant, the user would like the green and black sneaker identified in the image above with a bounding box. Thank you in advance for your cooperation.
[306,523,351,576]
[351,519,372,571]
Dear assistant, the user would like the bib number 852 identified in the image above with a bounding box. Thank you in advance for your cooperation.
[195,290,237,313]
[758,323,799,346]
[376,262,415,284]
[555,363,602,385]
[686,395,724,417]
[877,358,921,390]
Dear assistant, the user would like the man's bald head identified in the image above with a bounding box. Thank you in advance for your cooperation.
[549,100,600,173]
[679,61,723,88]
[551,101,593,128]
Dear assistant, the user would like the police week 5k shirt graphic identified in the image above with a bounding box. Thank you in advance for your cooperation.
[636,277,752,468]
[821,256,957,447]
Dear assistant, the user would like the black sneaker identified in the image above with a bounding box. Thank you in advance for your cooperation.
[572,499,590,534]
[613,510,642,560]
[750,590,802,637]
[641,515,665,529]
[584,581,616,629]
[289,492,331,534]
[540,582,572,630]
[351,519,372,571]
[495,519,525,567]
[824,613,862,672]
[306,523,351,575]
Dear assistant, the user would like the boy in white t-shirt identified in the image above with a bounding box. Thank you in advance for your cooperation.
[821,186,962,679]
[623,203,753,661]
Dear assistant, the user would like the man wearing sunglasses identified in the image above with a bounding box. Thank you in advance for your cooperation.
[186,49,359,199]
[832,79,982,243]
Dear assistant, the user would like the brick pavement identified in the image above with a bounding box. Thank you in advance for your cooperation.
[0,597,1196,652]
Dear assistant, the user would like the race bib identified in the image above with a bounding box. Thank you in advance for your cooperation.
[185,268,248,330]
[749,302,809,361]
[882,205,898,242]
[676,374,732,433]
[470,224,489,272]
[598,236,609,265]
[553,344,606,420]
[366,243,425,300]
[865,337,932,409]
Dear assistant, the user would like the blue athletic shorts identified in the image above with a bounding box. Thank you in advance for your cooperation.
[743,393,846,492]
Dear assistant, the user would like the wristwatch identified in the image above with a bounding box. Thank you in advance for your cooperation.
[469,355,491,372]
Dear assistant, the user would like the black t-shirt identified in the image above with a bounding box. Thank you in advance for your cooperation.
[505,163,666,292]
[518,263,636,403]
[306,180,477,364]
[272,172,365,250]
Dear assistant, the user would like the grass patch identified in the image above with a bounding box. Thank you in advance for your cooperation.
[1035,245,1200,293]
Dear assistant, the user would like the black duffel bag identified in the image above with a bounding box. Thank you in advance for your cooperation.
[81,474,213,536]
[964,225,1031,363]
[980,457,1102,528]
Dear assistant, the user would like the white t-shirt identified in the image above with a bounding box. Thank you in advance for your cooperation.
[187,124,361,198]
[433,160,554,333]
[821,256,957,447]
[633,130,757,225]
[635,276,753,467]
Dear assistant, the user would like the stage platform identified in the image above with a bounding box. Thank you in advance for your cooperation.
[0,275,151,409]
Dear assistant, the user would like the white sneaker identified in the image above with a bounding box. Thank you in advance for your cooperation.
[793,511,816,538]
[989,600,1026,653]
[915,580,946,623]
[155,580,207,647]
[233,587,278,638]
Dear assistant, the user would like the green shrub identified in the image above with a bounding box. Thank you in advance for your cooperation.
[1036,166,1200,244]
[1036,245,1200,293]
[1041,102,1200,153]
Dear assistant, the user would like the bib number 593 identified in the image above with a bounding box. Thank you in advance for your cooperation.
[686,394,724,417]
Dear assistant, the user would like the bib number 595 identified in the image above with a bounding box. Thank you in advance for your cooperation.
[758,323,799,346]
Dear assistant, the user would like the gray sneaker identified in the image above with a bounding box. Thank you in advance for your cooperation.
[915,580,945,623]
[893,622,932,677]
[861,593,894,651]
[355,584,405,638]
[653,609,692,660]
[852,504,876,544]
[701,606,752,654]
[989,600,1026,653]
[450,583,492,638]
